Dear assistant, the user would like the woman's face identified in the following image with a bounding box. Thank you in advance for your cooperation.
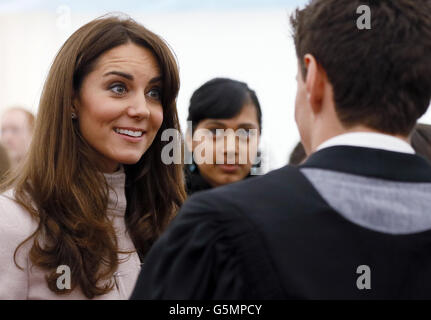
[76,43,164,173]
[192,103,260,187]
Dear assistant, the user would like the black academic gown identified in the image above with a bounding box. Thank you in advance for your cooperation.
[131,146,431,299]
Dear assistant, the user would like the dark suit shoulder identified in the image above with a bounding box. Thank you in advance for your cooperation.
[185,165,301,209]
[131,168,297,299]
[183,165,325,228]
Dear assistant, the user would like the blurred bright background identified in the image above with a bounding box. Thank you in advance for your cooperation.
[1,0,430,172]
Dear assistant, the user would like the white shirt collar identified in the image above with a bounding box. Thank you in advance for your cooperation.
[316,132,415,154]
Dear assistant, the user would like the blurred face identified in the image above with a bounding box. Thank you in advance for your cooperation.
[0,109,33,164]
[76,43,164,173]
[192,103,260,187]
[294,62,312,154]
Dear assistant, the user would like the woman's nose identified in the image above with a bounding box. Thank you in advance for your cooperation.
[128,92,150,120]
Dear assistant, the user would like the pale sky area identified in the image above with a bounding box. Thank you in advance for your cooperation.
[0,0,430,171]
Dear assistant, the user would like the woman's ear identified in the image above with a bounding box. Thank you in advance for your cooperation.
[72,96,80,118]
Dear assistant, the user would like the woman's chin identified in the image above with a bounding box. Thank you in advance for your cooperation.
[213,175,241,186]
[116,155,144,166]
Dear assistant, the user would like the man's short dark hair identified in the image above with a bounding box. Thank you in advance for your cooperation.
[290,0,431,135]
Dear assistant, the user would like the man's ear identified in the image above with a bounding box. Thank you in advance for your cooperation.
[303,54,326,115]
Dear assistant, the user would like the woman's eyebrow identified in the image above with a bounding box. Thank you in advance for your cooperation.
[103,71,133,80]
[149,75,163,84]
[238,123,259,128]
[204,121,227,127]
[103,72,162,85]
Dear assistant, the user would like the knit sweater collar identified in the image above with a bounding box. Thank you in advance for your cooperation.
[103,166,127,216]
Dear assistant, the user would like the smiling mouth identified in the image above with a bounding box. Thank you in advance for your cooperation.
[114,128,145,138]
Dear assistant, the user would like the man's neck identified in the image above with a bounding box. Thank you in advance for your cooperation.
[311,126,410,154]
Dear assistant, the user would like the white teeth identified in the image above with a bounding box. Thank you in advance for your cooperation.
[115,128,143,137]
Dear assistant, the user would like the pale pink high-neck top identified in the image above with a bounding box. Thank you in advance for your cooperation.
[0,168,141,299]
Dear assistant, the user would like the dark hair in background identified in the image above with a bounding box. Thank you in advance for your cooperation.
[411,123,431,163]
[288,141,306,166]
[187,78,262,133]
[290,0,431,136]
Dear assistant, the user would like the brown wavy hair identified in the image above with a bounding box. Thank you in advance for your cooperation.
[0,15,186,298]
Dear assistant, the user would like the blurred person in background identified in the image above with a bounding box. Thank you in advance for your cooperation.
[411,123,431,162]
[132,0,431,299]
[184,78,262,195]
[0,107,35,167]
[0,15,185,299]
[288,141,306,165]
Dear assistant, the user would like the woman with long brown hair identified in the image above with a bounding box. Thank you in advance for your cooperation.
[0,15,186,299]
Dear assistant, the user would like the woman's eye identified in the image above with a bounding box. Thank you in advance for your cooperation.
[147,88,162,100]
[209,129,224,138]
[237,131,249,138]
[239,130,254,138]
[110,83,127,95]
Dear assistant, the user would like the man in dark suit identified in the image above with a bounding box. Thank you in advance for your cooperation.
[132,0,431,299]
